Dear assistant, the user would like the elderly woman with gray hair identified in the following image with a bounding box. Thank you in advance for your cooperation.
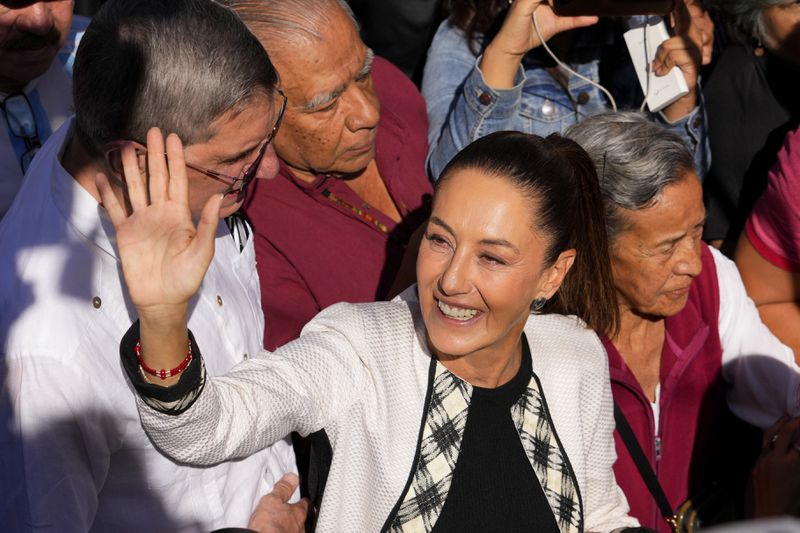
[567,112,800,532]
[702,0,800,251]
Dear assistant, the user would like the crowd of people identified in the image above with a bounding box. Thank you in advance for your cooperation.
[1,0,799,532]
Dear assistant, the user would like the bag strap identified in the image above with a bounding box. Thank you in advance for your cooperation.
[613,402,676,522]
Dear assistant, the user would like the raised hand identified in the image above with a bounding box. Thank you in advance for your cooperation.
[97,127,221,314]
[481,0,598,89]
[97,127,222,383]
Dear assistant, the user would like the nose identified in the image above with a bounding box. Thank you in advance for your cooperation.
[14,3,55,36]
[255,144,280,181]
[437,250,471,297]
[674,238,703,278]
[344,82,380,132]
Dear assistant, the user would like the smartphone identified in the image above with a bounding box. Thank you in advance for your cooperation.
[551,0,676,16]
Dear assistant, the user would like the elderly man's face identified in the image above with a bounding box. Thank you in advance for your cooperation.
[609,171,705,319]
[0,1,73,91]
[268,6,380,182]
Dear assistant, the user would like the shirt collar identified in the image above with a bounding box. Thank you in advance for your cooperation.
[47,117,119,261]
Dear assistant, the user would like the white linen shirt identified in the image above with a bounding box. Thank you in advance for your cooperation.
[0,119,296,532]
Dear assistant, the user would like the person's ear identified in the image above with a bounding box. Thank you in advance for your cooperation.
[539,248,576,300]
[103,141,147,188]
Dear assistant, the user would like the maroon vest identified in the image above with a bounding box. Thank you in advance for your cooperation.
[603,244,758,532]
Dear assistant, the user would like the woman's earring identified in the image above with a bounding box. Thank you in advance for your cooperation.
[532,297,547,312]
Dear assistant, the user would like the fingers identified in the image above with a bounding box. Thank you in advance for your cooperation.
[192,192,223,268]
[121,142,149,212]
[652,36,699,81]
[146,127,169,205]
[165,133,190,206]
[95,172,127,228]
[269,473,301,504]
[553,14,598,34]
[295,498,311,516]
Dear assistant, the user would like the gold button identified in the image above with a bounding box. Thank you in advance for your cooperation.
[216,295,223,307]
[478,92,493,105]
[92,296,102,309]
[577,91,591,105]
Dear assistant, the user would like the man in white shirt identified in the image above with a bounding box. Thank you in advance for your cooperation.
[0,0,297,531]
[0,1,89,220]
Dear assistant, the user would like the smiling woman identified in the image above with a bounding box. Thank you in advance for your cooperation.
[100,131,644,532]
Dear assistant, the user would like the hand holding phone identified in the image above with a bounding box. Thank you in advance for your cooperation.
[480,0,597,89]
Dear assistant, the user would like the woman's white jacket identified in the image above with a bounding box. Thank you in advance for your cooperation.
[136,288,638,532]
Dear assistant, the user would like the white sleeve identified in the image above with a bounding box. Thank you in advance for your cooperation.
[580,335,640,532]
[137,304,370,467]
[0,354,121,532]
[714,247,800,428]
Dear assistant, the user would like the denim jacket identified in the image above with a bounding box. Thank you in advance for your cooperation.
[422,20,709,180]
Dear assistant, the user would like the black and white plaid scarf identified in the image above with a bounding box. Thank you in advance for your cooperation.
[386,357,583,533]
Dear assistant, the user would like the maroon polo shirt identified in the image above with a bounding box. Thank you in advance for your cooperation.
[244,57,433,350]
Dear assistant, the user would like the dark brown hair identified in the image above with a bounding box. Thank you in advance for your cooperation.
[437,131,619,336]
[444,0,511,55]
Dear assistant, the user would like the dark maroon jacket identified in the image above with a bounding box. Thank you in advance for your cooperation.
[604,244,758,532]
[244,57,432,350]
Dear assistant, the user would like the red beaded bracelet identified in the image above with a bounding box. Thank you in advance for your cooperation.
[135,339,193,380]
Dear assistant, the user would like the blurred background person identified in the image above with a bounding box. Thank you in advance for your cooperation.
[702,0,800,253]
[736,125,800,363]
[0,0,88,220]
[347,0,442,84]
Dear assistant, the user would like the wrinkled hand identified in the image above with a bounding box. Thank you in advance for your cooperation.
[748,416,800,518]
[96,127,222,319]
[481,0,597,88]
[248,473,311,533]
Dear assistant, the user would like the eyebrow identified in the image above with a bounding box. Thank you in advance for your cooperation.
[429,216,519,251]
[301,48,375,112]
[654,213,708,247]
[216,140,262,166]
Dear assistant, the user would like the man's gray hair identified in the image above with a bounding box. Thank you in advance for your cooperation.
[566,112,695,241]
[218,0,359,48]
[711,0,788,44]
[73,0,278,156]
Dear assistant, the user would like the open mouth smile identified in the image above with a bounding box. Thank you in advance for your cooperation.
[437,299,481,322]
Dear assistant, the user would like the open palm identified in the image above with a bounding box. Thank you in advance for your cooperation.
[97,128,221,314]
[496,0,598,57]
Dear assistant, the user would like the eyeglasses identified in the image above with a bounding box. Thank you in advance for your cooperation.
[183,89,287,203]
[2,92,42,173]
[105,89,287,206]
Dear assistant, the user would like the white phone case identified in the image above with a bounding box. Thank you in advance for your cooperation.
[624,17,689,113]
